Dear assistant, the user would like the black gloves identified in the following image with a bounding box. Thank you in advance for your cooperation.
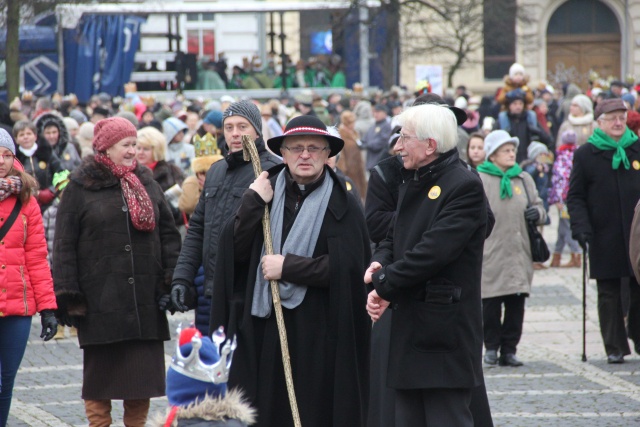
[158,294,175,314]
[40,309,58,341]
[170,284,190,313]
[575,233,591,251]
[524,207,540,222]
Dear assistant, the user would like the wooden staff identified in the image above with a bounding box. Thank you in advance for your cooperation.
[242,135,301,427]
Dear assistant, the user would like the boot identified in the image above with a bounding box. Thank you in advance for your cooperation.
[69,326,78,337]
[533,262,547,270]
[550,253,562,267]
[561,253,581,268]
[53,327,65,340]
[85,399,112,427]
[123,399,150,427]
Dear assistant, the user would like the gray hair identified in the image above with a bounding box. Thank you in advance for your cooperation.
[395,104,458,153]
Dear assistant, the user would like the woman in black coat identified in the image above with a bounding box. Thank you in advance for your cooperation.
[53,117,181,426]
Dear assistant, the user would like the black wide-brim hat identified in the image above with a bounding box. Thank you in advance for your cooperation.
[267,115,344,157]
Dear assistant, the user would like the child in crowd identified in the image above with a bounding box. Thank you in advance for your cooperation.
[548,130,582,268]
[466,132,486,169]
[497,63,535,109]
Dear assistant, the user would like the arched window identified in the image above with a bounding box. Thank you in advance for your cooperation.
[547,0,619,35]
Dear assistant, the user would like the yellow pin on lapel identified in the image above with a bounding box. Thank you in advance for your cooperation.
[346,182,352,191]
[38,161,47,170]
[514,186,522,195]
[633,160,640,170]
[428,185,441,200]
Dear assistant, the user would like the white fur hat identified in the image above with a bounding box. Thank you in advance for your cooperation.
[509,63,525,80]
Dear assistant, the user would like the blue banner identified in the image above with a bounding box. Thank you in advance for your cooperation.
[64,15,145,102]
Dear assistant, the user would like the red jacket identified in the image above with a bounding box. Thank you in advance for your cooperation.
[0,195,56,317]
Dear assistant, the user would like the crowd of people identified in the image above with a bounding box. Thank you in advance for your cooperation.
[1,60,640,426]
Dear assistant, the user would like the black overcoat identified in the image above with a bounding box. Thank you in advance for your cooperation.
[567,139,640,279]
[52,157,182,347]
[371,150,486,390]
[212,165,371,427]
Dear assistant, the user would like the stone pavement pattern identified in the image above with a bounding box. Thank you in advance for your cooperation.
[7,214,640,426]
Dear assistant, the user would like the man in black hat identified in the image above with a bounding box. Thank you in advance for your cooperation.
[169,99,281,320]
[211,115,371,427]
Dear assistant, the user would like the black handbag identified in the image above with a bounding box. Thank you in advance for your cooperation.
[521,179,550,263]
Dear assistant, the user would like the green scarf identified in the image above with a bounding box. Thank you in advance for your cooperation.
[477,161,523,199]
[588,127,638,170]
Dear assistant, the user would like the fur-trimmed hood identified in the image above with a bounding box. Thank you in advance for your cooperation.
[70,155,155,191]
[35,112,71,154]
[150,389,256,426]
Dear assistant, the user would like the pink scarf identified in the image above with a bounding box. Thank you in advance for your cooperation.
[0,176,22,202]
[94,153,156,232]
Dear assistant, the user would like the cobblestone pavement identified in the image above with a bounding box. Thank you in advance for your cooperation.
[7,212,640,426]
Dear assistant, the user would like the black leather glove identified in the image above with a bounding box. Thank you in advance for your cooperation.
[575,233,591,251]
[524,207,540,222]
[170,284,190,313]
[40,309,58,341]
[158,294,175,314]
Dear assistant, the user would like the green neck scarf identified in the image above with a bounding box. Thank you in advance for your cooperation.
[477,161,523,199]
[588,127,638,170]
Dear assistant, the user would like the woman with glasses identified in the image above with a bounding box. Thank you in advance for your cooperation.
[0,129,58,427]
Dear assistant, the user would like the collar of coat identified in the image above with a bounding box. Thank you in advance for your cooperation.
[70,155,154,190]
[150,389,256,427]
[401,148,459,183]
[266,163,349,221]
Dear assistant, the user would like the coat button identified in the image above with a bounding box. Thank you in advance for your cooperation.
[1,265,5,269]
[393,303,399,310]
[0,217,3,221]
[0,241,4,245]
[122,205,128,212]
[1,288,5,293]
[379,273,386,281]
[125,245,131,251]
[128,277,135,285]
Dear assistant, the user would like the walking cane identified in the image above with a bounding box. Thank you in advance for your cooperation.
[582,243,589,362]
[242,135,302,427]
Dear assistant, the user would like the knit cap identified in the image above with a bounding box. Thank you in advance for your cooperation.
[561,130,577,145]
[223,100,263,137]
[571,94,593,115]
[92,117,138,152]
[509,63,525,80]
[204,110,223,128]
[527,141,549,161]
[162,117,188,144]
[0,128,16,155]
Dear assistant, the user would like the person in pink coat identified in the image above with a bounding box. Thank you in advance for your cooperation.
[0,128,58,427]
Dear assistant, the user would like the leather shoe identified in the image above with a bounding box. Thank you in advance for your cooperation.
[499,353,523,367]
[484,349,498,365]
[607,354,624,364]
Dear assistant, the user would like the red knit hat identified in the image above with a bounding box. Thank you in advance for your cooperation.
[93,117,138,152]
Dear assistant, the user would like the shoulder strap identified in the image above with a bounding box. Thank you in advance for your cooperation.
[0,198,23,241]
[520,176,532,208]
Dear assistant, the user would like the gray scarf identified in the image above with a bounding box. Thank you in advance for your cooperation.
[251,168,333,318]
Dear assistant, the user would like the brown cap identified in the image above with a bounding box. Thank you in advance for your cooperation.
[595,98,627,119]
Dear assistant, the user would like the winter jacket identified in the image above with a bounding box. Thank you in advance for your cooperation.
[479,171,547,299]
[52,157,182,347]
[178,175,201,216]
[43,198,60,267]
[172,140,281,299]
[167,141,196,174]
[548,144,577,205]
[193,266,210,336]
[0,195,57,317]
[36,113,81,171]
[337,124,367,198]
[362,119,392,170]
[496,75,535,108]
[555,115,597,148]
[151,390,255,427]
[16,143,63,196]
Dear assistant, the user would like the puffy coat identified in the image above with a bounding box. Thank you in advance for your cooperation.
[0,195,57,317]
[52,157,182,347]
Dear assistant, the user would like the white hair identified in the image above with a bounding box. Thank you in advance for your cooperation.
[395,104,458,153]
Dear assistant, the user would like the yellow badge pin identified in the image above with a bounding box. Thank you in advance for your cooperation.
[428,186,441,200]
[38,161,47,170]
[633,160,640,170]
[514,186,522,195]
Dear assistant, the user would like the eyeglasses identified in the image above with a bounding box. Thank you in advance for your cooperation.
[0,153,14,162]
[282,145,329,154]
[398,133,420,143]
[600,115,627,123]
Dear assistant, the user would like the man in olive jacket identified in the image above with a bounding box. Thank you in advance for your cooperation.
[568,98,640,364]
[365,104,489,426]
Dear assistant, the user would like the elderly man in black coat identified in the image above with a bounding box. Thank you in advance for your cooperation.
[568,98,640,364]
[365,103,489,426]
[212,115,371,427]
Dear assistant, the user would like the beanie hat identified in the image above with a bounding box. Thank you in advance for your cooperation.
[62,117,79,132]
[571,94,593,115]
[116,111,140,128]
[0,128,16,155]
[484,130,519,160]
[561,130,577,145]
[527,141,549,161]
[204,110,223,128]
[166,327,229,406]
[163,117,189,144]
[69,109,88,124]
[505,88,526,105]
[223,100,263,137]
[622,93,636,108]
[509,63,525,80]
[93,117,138,152]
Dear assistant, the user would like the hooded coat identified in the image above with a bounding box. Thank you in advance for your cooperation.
[52,157,182,347]
[211,164,371,427]
[15,141,63,194]
[36,113,81,171]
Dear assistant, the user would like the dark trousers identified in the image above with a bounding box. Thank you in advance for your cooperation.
[597,277,640,356]
[395,388,473,427]
[0,316,32,427]
[482,294,526,355]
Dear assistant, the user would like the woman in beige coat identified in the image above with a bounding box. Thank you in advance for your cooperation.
[477,130,547,368]
[555,94,596,148]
